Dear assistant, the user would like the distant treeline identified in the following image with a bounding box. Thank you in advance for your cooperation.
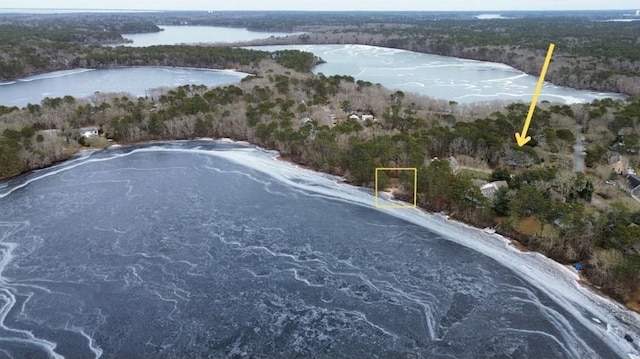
[141,12,640,96]
[1,12,638,95]
[235,17,640,96]
[0,39,317,80]
[0,17,160,44]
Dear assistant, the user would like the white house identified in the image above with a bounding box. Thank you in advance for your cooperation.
[480,181,509,198]
[80,127,99,138]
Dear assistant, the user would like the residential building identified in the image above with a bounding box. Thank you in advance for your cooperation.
[480,181,509,198]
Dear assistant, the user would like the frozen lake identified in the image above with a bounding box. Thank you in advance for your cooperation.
[0,28,627,107]
[0,67,247,107]
[117,26,303,47]
[249,44,626,104]
[0,141,637,358]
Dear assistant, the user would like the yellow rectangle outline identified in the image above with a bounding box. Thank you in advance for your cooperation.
[375,168,417,209]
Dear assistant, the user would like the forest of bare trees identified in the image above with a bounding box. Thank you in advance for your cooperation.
[237,27,640,96]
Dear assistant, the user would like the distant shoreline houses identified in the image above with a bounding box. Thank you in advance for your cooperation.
[337,110,377,126]
[79,127,99,138]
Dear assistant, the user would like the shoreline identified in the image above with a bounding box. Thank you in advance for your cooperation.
[0,59,256,84]
[0,65,637,319]
[262,145,640,357]
[3,140,638,319]
[271,146,640,316]
[0,42,631,98]
[1,138,639,356]
[0,65,250,85]
[234,39,637,97]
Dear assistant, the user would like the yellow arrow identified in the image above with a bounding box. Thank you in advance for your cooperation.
[515,43,555,147]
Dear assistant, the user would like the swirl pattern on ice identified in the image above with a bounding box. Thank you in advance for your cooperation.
[0,140,638,358]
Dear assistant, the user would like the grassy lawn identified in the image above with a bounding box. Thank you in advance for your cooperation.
[459,168,491,181]
[594,188,640,211]
[516,216,543,236]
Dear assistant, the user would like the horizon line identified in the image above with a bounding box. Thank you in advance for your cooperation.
[1,8,638,12]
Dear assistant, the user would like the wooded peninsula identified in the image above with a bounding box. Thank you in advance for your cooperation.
[1,11,639,95]
[0,11,639,314]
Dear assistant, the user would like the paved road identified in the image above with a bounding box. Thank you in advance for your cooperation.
[573,132,585,173]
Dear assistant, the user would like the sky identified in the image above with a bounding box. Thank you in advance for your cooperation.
[1,0,639,11]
